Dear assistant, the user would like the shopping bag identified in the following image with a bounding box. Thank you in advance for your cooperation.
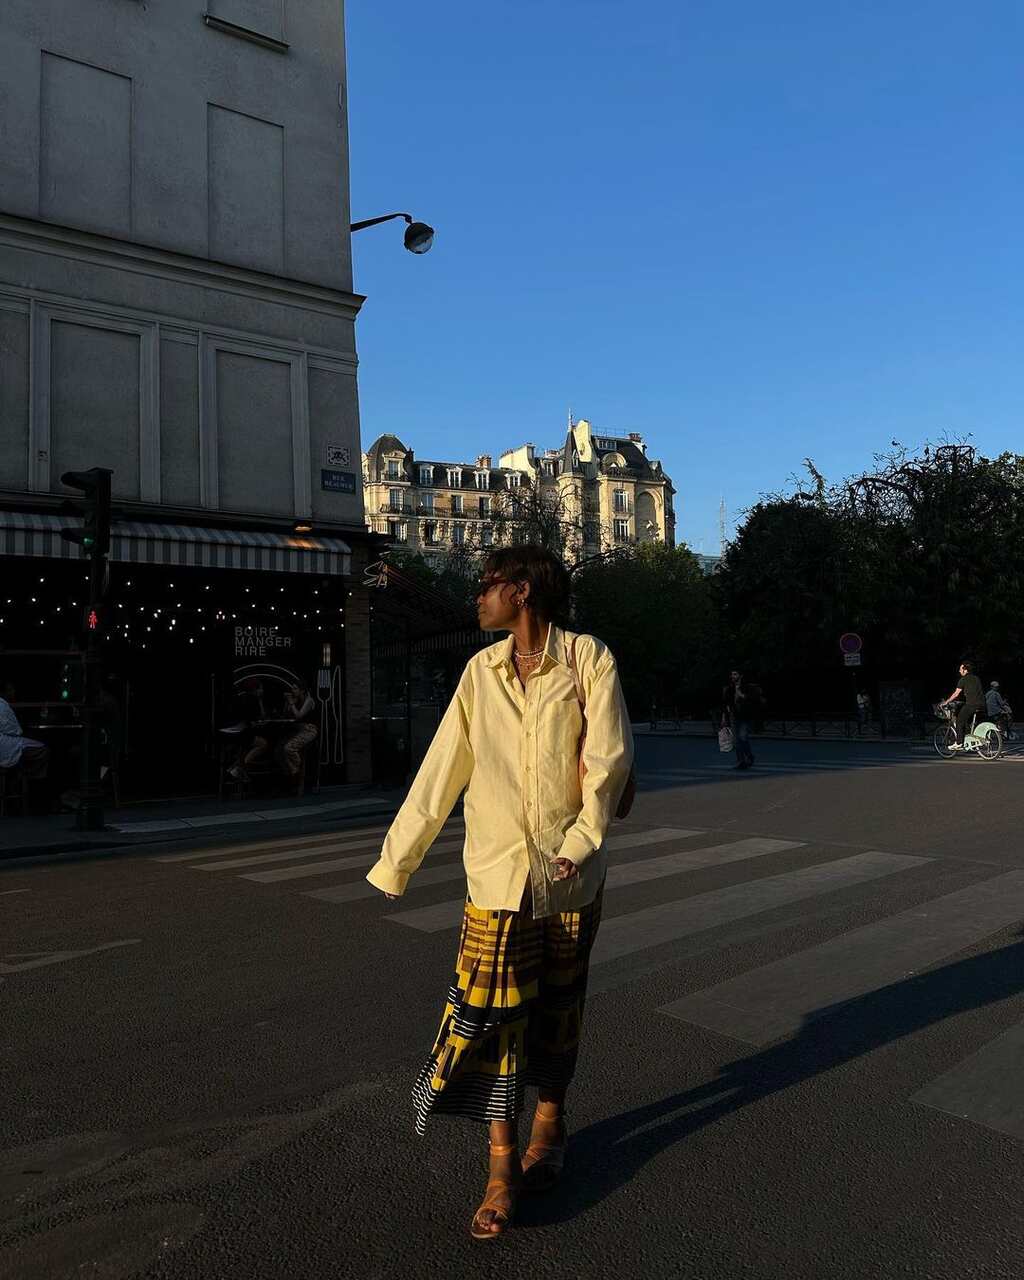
[718,725,734,753]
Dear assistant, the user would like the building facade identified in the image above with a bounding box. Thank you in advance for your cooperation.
[0,1,377,795]
[362,418,676,565]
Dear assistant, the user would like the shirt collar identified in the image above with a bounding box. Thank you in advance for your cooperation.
[483,623,570,668]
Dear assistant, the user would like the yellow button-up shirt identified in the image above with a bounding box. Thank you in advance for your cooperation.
[366,623,634,917]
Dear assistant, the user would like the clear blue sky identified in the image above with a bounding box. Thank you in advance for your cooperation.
[346,1,1022,554]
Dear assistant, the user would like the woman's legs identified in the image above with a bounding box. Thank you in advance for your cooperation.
[242,735,269,768]
[522,886,603,1189]
[474,1118,521,1236]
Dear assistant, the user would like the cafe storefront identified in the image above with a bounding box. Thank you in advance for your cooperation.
[0,513,363,803]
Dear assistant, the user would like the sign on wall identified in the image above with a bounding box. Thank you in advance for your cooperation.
[321,469,356,493]
[234,625,294,658]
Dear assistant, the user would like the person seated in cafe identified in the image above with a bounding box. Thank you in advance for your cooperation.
[227,678,268,781]
[0,681,50,782]
[276,680,318,782]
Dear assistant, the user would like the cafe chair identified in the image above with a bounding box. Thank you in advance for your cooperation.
[0,765,30,817]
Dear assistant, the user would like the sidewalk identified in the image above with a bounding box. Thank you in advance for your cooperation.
[0,784,405,861]
[633,719,925,742]
[634,719,1023,746]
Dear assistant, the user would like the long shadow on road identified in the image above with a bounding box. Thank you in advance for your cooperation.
[520,929,1024,1227]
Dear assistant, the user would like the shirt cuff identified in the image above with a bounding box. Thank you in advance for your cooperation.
[365,861,411,896]
[556,829,596,869]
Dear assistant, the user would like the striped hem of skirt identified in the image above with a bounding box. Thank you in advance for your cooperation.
[411,1054,580,1134]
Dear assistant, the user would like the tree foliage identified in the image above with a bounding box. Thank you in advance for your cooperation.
[716,442,1024,707]
[573,542,721,717]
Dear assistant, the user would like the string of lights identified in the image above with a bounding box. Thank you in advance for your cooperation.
[0,564,347,650]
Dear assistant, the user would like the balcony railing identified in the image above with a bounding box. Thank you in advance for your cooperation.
[379,502,412,514]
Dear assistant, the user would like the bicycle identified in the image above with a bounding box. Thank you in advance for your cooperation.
[933,704,1003,761]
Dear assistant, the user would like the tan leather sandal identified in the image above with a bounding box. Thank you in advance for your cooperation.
[521,1108,567,1193]
[470,1142,520,1240]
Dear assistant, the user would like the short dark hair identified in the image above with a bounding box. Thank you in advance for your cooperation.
[960,659,975,672]
[483,544,572,625]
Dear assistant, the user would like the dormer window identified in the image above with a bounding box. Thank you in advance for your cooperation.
[447,468,461,488]
[418,466,433,486]
[386,459,401,480]
[475,470,490,490]
[507,473,522,489]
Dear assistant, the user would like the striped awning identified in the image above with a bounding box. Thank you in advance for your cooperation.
[0,513,351,576]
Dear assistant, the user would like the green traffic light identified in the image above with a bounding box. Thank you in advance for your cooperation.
[61,688,70,700]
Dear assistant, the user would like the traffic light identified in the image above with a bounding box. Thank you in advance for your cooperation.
[59,660,84,705]
[60,468,112,557]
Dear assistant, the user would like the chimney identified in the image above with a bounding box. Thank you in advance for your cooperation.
[477,454,492,468]
[629,432,646,454]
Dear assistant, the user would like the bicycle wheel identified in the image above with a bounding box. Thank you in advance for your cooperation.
[933,724,957,758]
[977,727,1003,760]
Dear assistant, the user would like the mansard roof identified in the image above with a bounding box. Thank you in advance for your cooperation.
[364,434,410,465]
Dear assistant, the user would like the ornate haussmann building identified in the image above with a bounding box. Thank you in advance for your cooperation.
[363,418,676,565]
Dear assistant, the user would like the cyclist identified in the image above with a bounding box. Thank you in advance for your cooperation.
[939,660,986,749]
[986,681,1014,740]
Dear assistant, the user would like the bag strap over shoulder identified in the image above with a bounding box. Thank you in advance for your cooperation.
[565,635,587,718]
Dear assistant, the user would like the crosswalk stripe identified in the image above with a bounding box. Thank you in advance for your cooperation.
[590,851,929,968]
[387,835,802,933]
[190,822,464,872]
[659,869,1024,1045]
[912,1019,1024,1140]
[306,826,699,907]
[307,861,467,904]
[241,837,466,883]
[154,823,404,863]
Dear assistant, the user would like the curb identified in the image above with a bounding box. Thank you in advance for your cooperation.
[0,801,401,863]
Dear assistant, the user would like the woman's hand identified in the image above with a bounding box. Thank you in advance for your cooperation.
[551,857,579,882]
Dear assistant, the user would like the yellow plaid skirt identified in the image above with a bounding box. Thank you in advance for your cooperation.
[412,882,603,1133]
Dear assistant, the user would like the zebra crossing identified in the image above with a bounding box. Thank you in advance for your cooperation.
[156,818,1024,1142]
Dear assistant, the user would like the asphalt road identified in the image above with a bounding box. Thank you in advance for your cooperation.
[3,735,1024,1279]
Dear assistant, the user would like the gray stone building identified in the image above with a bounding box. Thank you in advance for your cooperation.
[0,1,377,795]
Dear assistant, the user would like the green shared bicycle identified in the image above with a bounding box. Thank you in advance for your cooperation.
[933,703,1003,760]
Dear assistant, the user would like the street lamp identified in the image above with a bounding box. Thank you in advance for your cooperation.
[350,212,435,254]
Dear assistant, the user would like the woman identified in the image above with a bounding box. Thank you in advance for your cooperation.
[276,680,318,792]
[721,668,755,770]
[366,544,633,1240]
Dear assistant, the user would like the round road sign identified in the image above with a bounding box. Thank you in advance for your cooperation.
[839,632,863,655]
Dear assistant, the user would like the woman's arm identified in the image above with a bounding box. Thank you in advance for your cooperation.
[366,668,475,898]
[555,648,633,872]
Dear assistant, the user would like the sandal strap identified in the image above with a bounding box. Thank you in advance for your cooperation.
[525,1140,563,1157]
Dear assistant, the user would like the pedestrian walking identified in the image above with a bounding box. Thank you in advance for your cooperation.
[722,669,756,769]
[856,690,871,733]
[366,544,634,1240]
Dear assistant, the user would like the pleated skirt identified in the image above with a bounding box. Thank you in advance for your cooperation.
[411,881,603,1134]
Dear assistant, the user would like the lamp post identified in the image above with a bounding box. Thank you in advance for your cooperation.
[350,212,434,254]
